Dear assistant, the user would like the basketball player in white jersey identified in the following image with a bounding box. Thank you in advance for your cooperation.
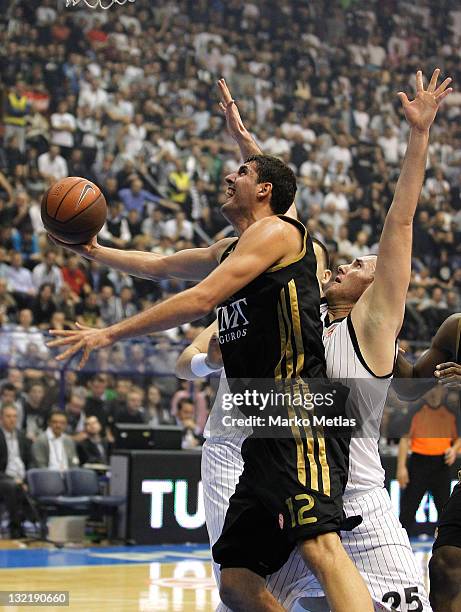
[176,70,452,611]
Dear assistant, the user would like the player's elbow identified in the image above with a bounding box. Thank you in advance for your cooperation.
[175,350,195,380]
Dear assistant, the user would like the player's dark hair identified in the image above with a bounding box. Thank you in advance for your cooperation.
[245,155,297,215]
[312,237,330,270]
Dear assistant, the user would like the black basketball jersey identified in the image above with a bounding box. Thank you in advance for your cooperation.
[216,216,326,382]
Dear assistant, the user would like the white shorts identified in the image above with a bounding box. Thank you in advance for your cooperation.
[202,440,431,612]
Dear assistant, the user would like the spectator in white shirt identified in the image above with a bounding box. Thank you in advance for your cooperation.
[50,101,76,156]
[326,134,352,173]
[123,113,147,159]
[262,126,291,157]
[255,88,274,125]
[7,253,36,305]
[366,35,387,68]
[38,145,68,184]
[424,168,451,206]
[300,150,324,185]
[31,411,78,471]
[324,183,349,213]
[11,308,48,360]
[349,231,372,260]
[163,211,194,242]
[378,126,400,164]
[78,76,109,112]
[352,100,370,139]
[337,225,355,260]
[32,250,63,293]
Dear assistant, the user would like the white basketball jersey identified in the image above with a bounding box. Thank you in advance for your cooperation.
[322,310,393,498]
[203,369,251,448]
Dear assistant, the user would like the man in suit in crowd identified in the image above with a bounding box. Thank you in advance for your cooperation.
[0,404,31,537]
[77,415,110,466]
[31,410,78,470]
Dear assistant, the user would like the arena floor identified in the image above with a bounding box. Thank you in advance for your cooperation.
[0,541,433,611]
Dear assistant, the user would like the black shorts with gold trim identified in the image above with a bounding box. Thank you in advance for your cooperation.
[212,382,353,577]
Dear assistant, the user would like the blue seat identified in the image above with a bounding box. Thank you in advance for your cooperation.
[27,469,91,509]
[65,468,125,506]
[65,469,125,541]
[26,469,92,543]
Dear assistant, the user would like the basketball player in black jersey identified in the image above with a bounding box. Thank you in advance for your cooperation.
[395,313,461,612]
[48,153,372,608]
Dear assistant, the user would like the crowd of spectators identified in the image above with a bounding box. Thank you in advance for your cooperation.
[0,0,460,488]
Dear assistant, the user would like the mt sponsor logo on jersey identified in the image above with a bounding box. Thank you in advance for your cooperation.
[217,297,249,344]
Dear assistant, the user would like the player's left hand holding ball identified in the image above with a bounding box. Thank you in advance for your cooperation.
[48,233,99,258]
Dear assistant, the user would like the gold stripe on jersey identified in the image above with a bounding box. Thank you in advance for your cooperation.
[286,399,307,487]
[275,300,288,381]
[293,378,319,492]
[300,421,319,491]
[277,294,306,484]
[317,435,331,496]
[288,279,305,376]
[280,288,294,378]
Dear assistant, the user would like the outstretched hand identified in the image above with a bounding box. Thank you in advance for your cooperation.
[398,68,453,132]
[47,322,113,369]
[217,78,247,139]
[48,233,99,258]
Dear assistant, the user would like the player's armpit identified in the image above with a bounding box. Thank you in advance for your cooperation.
[349,289,399,377]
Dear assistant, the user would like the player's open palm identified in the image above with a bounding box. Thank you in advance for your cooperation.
[218,78,247,138]
[47,322,113,369]
[398,68,453,132]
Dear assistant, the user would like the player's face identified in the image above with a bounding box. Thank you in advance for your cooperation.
[325,255,377,304]
[221,162,261,220]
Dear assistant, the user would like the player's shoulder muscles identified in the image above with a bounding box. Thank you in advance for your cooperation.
[231,215,303,265]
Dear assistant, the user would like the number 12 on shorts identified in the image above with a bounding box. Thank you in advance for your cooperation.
[285,494,317,527]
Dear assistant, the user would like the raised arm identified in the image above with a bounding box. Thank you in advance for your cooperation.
[217,79,298,223]
[352,69,452,373]
[218,79,263,159]
[49,234,235,282]
[48,217,301,367]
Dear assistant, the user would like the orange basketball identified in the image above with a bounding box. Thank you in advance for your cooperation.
[41,176,107,244]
